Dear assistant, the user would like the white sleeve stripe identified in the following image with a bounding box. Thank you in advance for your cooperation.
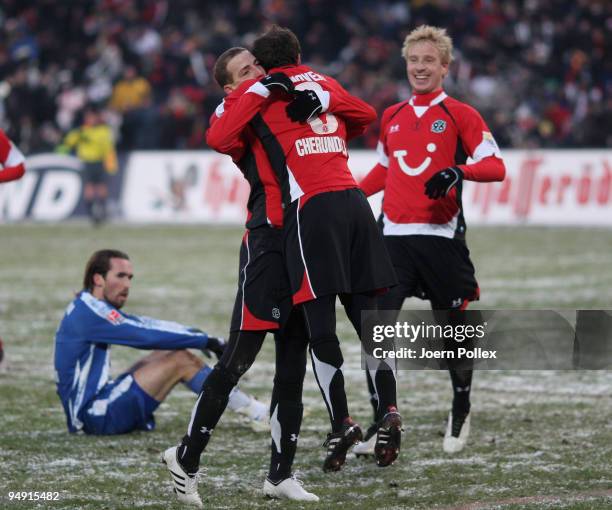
[472,133,502,162]
[4,142,25,167]
[247,81,271,98]
[214,100,225,118]
[376,140,389,168]
[80,292,199,335]
[315,90,330,112]
[135,315,201,335]
[70,344,95,429]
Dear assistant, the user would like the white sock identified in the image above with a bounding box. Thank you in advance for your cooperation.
[227,387,252,411]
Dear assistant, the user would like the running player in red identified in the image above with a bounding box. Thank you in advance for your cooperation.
[162,48,318,506]
[356,25,506,456]
[0,129,26,183]
[212,26,401,471]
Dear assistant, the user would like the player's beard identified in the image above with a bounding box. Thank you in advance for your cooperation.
[106,291,127,309]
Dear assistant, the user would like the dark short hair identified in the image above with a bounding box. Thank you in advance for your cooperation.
[213,47,249,88]
[252,25,301,71]
[83,249,130,291]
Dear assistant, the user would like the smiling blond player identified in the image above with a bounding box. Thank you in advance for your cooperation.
[357,25,506,455]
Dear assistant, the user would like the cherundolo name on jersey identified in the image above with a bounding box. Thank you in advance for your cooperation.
[295,136,347,156]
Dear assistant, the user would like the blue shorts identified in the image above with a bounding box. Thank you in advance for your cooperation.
[81,373,160,435]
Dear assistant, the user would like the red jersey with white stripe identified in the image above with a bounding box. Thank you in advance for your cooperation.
[0,129,26,183]
[207,79,285,228]
[219,65,376,206]
[360,89,505,238]
[265,65,376,203]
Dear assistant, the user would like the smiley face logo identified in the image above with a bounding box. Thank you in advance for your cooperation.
[393,143,437,176]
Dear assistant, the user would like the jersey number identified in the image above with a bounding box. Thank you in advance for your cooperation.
[295,82,339,135]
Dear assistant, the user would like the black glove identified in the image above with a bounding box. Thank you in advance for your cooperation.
[201,336,227,360]
[424,166,464,199]
[259,73,295,94]
[286,89,323,122]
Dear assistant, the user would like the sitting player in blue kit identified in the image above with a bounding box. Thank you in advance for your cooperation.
[54,249,267,435]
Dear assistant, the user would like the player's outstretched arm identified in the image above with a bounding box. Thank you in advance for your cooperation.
[73,300,210,351]
[0,130,26,183]
[0,161,25,183]
[186,327,227,359]
[206,74,293,158]
[452,103,506,183]
[285,75,376,138]
[360,163,387,196]
[460,155,506,183]
[358,107,395,196]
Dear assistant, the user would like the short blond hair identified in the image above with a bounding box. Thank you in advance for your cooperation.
[402,25,454,65]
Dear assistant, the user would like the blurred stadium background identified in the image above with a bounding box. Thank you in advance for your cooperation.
[1,1,611,509]
[0,0,609,151]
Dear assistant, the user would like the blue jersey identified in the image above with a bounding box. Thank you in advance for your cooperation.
[54,291,209,433]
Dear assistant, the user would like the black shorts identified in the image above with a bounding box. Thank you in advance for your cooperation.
[83,162,107,184]
[284,188,397,304]
[383,235,480,309]
[229,226,292,332]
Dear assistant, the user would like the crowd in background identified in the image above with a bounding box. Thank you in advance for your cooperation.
[0,0,609,154]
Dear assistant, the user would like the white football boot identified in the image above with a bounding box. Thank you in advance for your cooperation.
[235,397,270,432]
[443,411,471,453]
[353,430,377,457]
[160,446,203,508]
[263,476,319,502]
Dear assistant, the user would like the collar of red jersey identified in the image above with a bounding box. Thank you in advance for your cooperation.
[268,64,299,74]
[409,89,447,107]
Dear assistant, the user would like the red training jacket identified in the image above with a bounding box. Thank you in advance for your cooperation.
[360,89,505,239]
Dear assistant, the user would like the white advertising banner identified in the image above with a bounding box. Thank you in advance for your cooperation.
[120,150,385,223]
[120,149,612,226]
[0,154,84,222]
[3,149,609,225]
[121,152,251,223]
[461,150,612,226]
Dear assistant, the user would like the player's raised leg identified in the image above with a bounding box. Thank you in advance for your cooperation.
[301,295,363,472]
[341,291,402,467]
[354,285,406,458]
